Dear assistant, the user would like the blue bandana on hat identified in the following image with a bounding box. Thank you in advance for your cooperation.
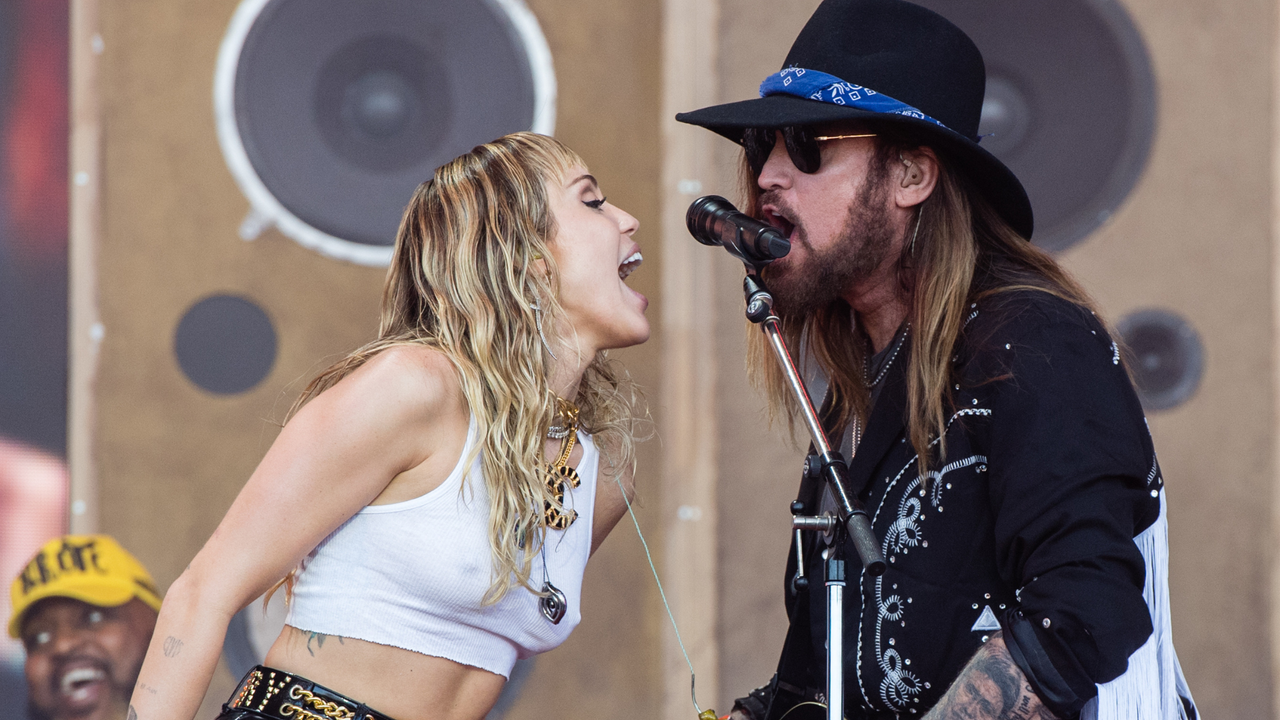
[759,67,951,132]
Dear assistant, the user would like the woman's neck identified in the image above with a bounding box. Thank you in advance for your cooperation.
[548,353,590,401]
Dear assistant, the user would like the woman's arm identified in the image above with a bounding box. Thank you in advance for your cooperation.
[127,348,462,720]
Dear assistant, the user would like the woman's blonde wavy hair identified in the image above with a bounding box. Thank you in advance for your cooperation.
[742,123,1099,475]
[279,132,641,604]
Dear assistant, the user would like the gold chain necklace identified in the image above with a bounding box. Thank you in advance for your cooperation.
[543,398,581,531]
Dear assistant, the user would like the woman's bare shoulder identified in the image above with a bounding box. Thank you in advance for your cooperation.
[315,344,463,424]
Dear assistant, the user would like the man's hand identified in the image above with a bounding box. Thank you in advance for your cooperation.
[923,632,1059,720]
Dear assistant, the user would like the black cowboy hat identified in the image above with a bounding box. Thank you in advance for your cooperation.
[675,0,1034,240]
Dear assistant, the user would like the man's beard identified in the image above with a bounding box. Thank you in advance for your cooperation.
[26,683,134,720]
[27,658,140,720]
[762,173,899,320]
[26,697,53,720]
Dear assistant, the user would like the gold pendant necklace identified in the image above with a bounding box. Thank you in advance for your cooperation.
[543,398,581,530]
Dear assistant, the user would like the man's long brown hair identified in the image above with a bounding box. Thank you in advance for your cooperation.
[744,124,1100,471]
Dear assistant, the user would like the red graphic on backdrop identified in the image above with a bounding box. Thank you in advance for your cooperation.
[4,0,69,262]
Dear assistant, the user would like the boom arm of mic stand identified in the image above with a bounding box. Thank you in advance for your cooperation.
[743,274,886,576]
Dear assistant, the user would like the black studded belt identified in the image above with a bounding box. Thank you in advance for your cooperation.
[219,665,396,720]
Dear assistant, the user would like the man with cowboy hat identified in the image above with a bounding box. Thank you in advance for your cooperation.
[676,1,1196,718]
[9,535,161,720]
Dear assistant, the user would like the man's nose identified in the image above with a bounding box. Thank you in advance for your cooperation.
[757,132,794,190]
[46,625,91,656]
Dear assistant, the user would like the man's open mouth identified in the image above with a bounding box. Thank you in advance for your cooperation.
[58,663,108,706]
[762,207,796,241]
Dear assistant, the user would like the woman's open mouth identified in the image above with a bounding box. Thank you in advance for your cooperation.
[618,251,642,281]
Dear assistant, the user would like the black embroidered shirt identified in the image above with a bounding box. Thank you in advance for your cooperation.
[778,291,1161,719]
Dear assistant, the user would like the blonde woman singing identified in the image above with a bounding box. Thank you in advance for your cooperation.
[126,132,649,720]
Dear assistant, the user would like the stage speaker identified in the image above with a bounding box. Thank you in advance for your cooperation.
[913,0,1157,254]
[1115,308,1205,411]
[703,0,1276,718]
[215,0,555,264]
[78,0,664,716]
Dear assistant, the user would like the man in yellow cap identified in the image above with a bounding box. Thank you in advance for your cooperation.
[9,536,161,720]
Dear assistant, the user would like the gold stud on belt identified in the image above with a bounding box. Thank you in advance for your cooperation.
[231,669,262,709]
[257,672,292,711]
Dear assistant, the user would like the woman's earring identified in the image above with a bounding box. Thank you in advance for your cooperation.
[532,302,557,360]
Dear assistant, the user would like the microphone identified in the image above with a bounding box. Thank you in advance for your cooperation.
[686,195,791,265]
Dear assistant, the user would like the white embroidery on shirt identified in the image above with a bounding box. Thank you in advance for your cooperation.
[853,407,991,712]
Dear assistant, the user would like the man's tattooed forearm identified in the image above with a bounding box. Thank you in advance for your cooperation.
[305,632,344,656]
[925,633,1057,720]
[1008,693,1049,720]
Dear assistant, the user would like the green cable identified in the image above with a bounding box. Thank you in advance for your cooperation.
[614,474,706,717]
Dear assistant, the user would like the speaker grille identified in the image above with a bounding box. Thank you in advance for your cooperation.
[1116,309,1203,411]
[216,0,555,264]
[174,295,277,395]
[913,0,1156,252]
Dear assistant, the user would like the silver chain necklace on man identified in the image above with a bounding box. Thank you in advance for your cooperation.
[863,322,911,389]
[844,322,912,456]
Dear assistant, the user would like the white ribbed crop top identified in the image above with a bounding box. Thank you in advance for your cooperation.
[286,413,598,678]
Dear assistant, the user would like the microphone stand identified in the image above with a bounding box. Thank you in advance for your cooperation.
[741,272,886,720]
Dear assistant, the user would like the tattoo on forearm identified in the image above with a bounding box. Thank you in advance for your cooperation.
[925,633,1057,720]
[305,632,344,656]
[162,636,183,658]
[136,681,158,695]
[127,705,138,720]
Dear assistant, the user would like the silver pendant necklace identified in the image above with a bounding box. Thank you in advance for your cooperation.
[538,532,567,624]
[540,582,567,624]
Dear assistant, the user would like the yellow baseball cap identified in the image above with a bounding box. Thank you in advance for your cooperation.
[8,535,163,638]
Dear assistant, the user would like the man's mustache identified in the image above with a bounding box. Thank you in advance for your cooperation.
[48,654,112,693]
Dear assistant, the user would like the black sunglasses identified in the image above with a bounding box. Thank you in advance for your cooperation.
[742,126,877,176]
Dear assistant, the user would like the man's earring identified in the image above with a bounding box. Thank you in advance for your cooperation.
[532,302,557,360]
[909,209,923,256]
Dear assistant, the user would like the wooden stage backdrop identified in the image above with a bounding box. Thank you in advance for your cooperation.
[68,0,1279,717]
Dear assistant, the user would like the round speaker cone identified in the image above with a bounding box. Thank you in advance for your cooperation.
[1116,309,1203,411]
[216,0,555,265]
[174,295,277,395]
[912,0,1156,252]
[314,35,451,173]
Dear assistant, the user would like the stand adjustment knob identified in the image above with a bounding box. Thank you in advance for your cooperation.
[804,453,823,479]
